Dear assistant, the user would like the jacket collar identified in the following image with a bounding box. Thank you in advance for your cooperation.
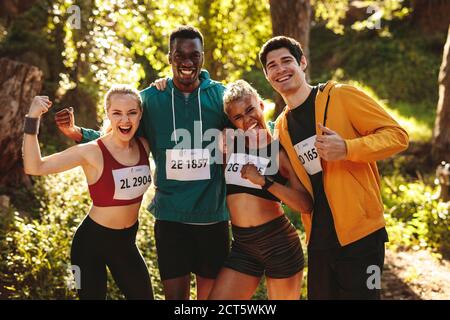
[274,80,338,198]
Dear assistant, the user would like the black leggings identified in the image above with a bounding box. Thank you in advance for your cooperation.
[70,216,154,300]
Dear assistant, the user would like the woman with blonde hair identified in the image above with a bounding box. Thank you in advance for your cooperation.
[23,85,154,299]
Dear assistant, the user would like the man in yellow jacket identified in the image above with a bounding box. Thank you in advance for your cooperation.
[259,36,409,299]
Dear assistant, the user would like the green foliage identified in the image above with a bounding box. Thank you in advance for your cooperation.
[241,67,274,101]
[312,0,349,34]
[0,169,90,299]
[309,24,444,142]
[0,0,273,139]
[0,0,66,97]
[310,25,444,106]
[382,174,450,256]
[55,0,272,97]
[312,0,410,35]
[0,168,168,299]
[197,0,271,81]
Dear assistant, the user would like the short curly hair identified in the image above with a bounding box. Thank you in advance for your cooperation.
[169,25,204,53]
[223,80,261,115]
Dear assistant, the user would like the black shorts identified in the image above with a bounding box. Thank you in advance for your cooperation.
[154,219,230,281]
[307,228,388,300]
[224,215,304,279]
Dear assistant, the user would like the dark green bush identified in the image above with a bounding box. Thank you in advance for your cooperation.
[382,174,450,256]
[0,169,165,299]
[310,25,445,106]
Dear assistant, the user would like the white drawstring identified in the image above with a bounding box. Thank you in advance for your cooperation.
[171,86,203,145]
[197,87,203,144]
[171,88,177,143]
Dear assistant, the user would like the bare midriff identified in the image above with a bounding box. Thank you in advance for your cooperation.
[88,201,141,229]
[226,193,284,228]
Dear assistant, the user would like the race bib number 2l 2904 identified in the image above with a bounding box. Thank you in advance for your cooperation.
[112,165,152,200]
[166,149,211,181]
[293,135,322,175]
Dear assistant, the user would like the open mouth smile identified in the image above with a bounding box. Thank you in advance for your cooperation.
[118,125,132,134]
[275,74,292,83]
[179,68,196,76]
[245,122,260,131]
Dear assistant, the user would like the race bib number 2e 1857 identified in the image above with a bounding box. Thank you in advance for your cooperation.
[166,149,211,181]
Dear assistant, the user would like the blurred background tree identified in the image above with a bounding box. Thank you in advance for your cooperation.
[432,26,450,163]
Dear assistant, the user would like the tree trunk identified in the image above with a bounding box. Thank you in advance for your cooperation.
[411,0,450,33]
[269,0,311,116]
[435,161,450,202]
[197,0,222,81]
[0,0,39,25]
[0,58,43,187]
[432,26,450,163]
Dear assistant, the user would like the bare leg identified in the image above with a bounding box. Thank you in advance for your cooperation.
[162,274,191,300]
[196,275,216,300]
[208,267,261,300]
[266,270,303,300]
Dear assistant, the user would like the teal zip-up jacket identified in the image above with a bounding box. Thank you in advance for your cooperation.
[80,70,229,223]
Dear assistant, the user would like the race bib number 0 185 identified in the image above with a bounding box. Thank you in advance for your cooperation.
[166,149,211,181]
[293,135,322,175]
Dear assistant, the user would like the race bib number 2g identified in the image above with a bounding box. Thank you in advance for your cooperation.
[166,149,211,181]
[225,153,270,189]
[293,135,322,175]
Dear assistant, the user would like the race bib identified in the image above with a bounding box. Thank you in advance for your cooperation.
[166,149,211,181]
[293,135,322,175]
[112,165,152,200]
[225,153,270,189]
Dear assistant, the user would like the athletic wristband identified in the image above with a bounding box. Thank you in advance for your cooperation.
[262,175,275,190]
[24,116,40,135]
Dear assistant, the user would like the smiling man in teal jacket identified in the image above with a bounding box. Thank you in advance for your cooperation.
[55,26,230,300]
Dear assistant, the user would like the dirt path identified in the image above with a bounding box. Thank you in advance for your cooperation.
[382,249,450,300]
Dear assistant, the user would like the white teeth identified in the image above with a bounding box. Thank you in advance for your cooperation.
[118,126,132,133]
[247,123,258,131]
[277,75,291,82]
[180,69,194,75]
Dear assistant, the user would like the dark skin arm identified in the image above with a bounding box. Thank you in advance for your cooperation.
[54,107,83,142]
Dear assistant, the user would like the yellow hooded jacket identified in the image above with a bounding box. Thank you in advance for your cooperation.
[275,81,409,246]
